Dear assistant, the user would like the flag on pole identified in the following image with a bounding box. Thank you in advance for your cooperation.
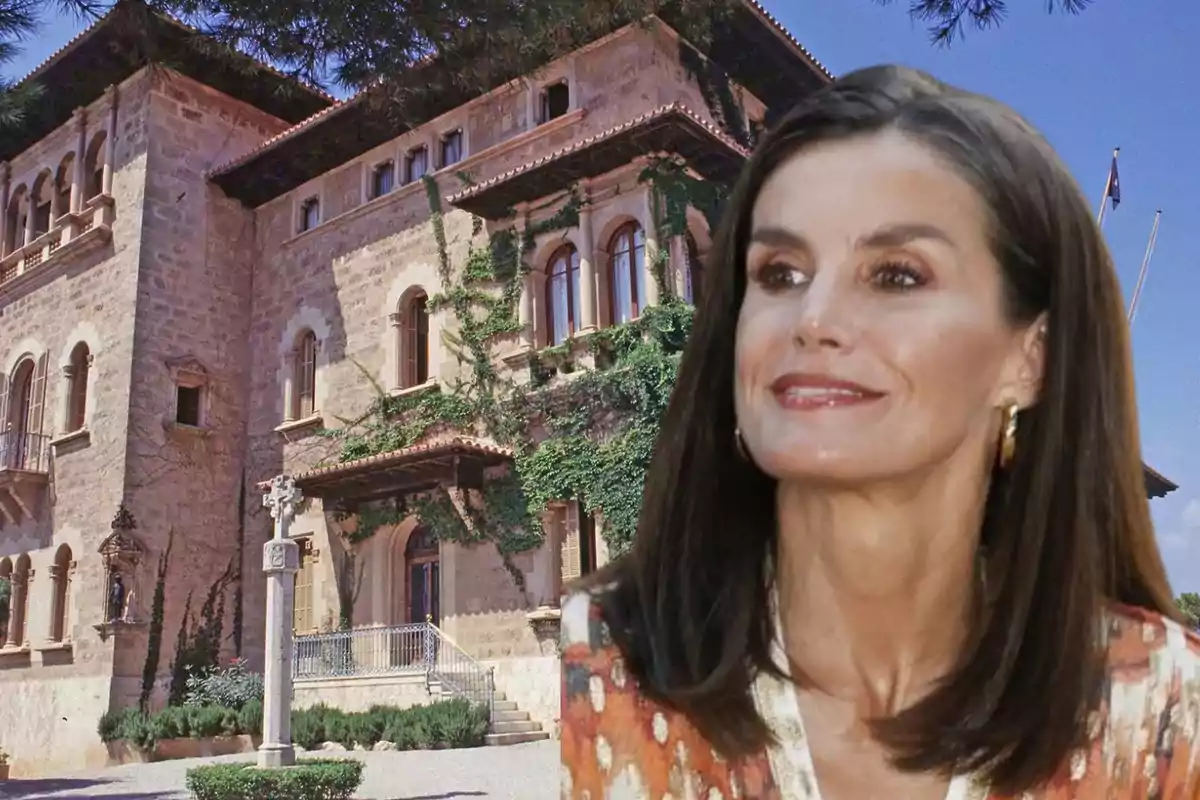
[1097,147,1120,228]
[1107,154,1121,209]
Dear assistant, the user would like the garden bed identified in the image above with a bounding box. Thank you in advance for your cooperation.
[106,733,261,766]
[99,698,489,763]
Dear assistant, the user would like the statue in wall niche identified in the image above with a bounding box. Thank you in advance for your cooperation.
[107,573,125,623]
[122,588,137,623]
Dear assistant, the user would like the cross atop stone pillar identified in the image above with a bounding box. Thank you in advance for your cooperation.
[259,475,302,769]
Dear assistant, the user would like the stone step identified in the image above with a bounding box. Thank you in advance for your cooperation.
[493,691,508,701]
[489,720,543,735]
[492,700,519,712]
[485,731,552,746]
[492,709,530,723]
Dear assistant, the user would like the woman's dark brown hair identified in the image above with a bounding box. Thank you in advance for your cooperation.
[588,64,1181,793]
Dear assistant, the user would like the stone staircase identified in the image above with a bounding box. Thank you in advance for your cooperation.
[484,690,551,746]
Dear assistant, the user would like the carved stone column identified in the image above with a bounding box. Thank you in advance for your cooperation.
[102,86,118,197]
[642,185,661,307]
[578,186,597,332]
[23,191,35,248]
[260,475,302,769]
[0,162,10,258]
[671,234,688,299]
[4,570,27,649]
[71,108,87,213]
[58,364,75,434]
[515,213,534,349]
[281,350,297,422]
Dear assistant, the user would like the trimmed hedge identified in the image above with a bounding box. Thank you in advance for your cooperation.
[185,759,364,800]
[98,697,487,752]
[291,699,488,750]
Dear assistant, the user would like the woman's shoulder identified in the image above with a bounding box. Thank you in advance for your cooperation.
[1103,602,1200,685]
[1076,603,1200,796]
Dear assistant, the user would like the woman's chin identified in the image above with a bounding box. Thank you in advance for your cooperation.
[754,446,897,485]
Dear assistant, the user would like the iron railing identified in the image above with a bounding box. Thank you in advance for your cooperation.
[294,622,495,721]
[0,431,50,472]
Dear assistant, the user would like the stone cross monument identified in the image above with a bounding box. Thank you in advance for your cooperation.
[259,474,302,768]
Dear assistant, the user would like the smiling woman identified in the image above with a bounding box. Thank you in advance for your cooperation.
[560,65,1200,800]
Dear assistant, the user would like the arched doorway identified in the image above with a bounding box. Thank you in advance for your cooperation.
[405,526,439,626]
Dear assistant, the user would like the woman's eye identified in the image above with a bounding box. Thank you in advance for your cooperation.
[871,261,926,291]
[756,262,808,291]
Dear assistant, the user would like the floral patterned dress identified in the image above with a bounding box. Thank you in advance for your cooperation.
[560,591,1200,799]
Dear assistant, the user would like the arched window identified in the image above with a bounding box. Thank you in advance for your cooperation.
[399,291,429,389]
[546,244,582,345]
[66,342,91,432]
[684,232,702,306]
[405,526,439,625]
[5,356,46,471]
[85,132,107,200]
[49,545,72,642]
[5,184,26,254]
[54,155,74,220]
[30,170,52,238]
[294,330,318,419]
[608,222,647,325]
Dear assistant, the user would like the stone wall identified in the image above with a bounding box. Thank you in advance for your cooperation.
[113,69,292,714]
[0,69,154,778]
[293,673,433,713]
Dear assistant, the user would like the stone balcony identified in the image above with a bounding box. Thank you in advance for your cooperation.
[0,430,50,528]
[0,194,114,290]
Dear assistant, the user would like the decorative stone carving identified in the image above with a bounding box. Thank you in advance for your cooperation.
[97,503,145,635]
[262,538,300,573]
[527,605,562,656]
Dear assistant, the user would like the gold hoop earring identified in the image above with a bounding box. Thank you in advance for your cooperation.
[997,400,1020,469]
[734,427,750,461]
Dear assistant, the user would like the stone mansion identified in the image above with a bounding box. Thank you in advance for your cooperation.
[0,0,1175,777]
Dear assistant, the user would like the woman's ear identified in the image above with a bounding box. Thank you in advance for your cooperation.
[999,312,1048,410]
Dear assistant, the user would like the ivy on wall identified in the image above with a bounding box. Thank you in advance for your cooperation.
[319,156,723,588]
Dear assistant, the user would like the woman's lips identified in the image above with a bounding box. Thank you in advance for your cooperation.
[769,373,886,411]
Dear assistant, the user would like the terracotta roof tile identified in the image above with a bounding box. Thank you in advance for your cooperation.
[208,90,367,178]
[16,3,333,103]
[446,102,747,206]
[742,0,834,82]
[278,436,512,488]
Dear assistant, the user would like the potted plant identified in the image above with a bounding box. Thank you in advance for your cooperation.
[0,747,10,780]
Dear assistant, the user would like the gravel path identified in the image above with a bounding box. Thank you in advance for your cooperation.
[0,740,558,800]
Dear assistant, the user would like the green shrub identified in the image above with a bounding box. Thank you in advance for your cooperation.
[97,707,155,750]
[185,658,265,710]
[238,699,263,737]
[101,698,488,753]
[185,759,364,800]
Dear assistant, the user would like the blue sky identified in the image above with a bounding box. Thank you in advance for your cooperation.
[11,2,1197,593]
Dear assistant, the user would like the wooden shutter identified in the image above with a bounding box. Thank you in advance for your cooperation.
[403,307,417,388]
[0,371,8,435]
[415,297,429,384]
[560,504,581,584]
[29,353,47,436]
[293,539,314,633]
[297,333,316,417]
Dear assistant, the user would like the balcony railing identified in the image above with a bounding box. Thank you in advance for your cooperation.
[294,622,495,720]
[0,196,114,287]
[0,431,51,473]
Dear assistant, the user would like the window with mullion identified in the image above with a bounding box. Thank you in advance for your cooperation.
[547,246,582,345]
[608,223,646,325]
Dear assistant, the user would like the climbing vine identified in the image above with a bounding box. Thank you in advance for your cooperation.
[167,560,235,706]
[139,530,173,712]
[319,155,724,583]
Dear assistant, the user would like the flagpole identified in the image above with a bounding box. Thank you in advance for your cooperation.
[1097,147,1119,229]
[1127,209,1161,324]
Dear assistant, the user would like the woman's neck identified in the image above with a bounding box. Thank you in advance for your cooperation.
[774,464,987,718]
